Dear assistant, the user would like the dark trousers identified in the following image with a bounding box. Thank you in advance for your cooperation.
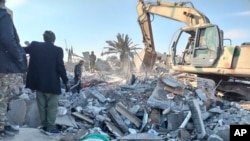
[36,91,59,130]
[74,77,82,93]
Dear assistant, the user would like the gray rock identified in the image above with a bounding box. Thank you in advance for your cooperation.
[167,112,186,130]
[24,100,41,128]
[209,107,223,114]
[208,134,223,141]
[214,125,230,141]
[6,99,27,126]
[195,88,207,102]
[201,111,211,120]
[239,115,250,124]
[178,129,191,141]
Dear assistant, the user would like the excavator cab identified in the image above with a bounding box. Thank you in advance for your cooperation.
[171,24,223,67]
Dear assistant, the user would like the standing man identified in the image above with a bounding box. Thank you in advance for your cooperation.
[89,51,96,73]
[0,0,27,138]
[74,60,84,93]
[24,30,68,135]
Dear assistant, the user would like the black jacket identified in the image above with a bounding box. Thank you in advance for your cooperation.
[24,41,68,94]
[0,8,27,73]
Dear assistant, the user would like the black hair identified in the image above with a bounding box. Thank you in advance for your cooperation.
[43,30,56,43]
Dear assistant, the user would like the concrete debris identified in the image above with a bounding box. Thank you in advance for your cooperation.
[5,67,250,141]
[24,100,41,128]
[87,87,107,103]
[105,121,124,137]
[149,108,160,127]
[179,111,191,128]
[167,112,186,131]
[95,58,111,71]
[6,99,27,126]
[108,107,128,133]
[139,108,148,132]
[55,115,78,128]
[72,112,94,124]
[118,133,164,141]
[161,75,185,88]
[208,134,223,141]
[188,99,206,139]
[115,102,142,128]
[147,80,171,109]
[57,106,68,116]
[178,129,191,141]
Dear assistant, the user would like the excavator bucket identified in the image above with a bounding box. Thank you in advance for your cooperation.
[134,47,157,72]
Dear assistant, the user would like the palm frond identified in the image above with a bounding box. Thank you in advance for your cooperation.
[103,33,140,62]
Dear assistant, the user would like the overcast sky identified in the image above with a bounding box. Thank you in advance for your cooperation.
[6,0,250,59]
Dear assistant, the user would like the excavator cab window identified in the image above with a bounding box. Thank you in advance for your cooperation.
[171,29,195,65]
[192,25,220,67]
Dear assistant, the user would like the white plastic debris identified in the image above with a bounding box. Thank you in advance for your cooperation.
[57,106,67,116]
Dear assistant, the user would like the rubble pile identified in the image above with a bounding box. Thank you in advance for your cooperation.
[6,71,250,141]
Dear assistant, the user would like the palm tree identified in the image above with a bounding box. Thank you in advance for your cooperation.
[102,33,141,72]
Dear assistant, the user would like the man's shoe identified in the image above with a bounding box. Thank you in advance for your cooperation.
[38,126,47,133]
[0,130,15,138]
[44,129,60,136]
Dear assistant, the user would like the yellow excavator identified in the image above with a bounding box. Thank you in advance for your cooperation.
[136,0,250,100]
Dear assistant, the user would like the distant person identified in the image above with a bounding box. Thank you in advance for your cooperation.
[24,30,69,135]
[0,0,27,138]
[89,51,96,73]
[74,60,84,93]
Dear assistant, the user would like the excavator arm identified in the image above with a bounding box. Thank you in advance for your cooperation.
[136,0,210,71]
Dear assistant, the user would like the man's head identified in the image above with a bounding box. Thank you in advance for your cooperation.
[43,30,56,43]
[0,0,5,4]
[91,51,94,54]
[0,0,5,7]
[79,60,84,65]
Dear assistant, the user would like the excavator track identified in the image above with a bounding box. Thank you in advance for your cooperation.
[216,81,250,101]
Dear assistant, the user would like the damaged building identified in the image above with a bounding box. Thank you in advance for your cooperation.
[4,57,250,141]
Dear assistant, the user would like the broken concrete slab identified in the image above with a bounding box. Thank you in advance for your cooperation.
[87,88,107,103]
[164,85,184,96]
[104,121,124,137]
[24,100,41,128]
[108,107,128,133]
[208,134,223,141]
[161,76,185,88]
[6,99,27,126]
[188,99,206,139]
[128,105,140,115]
[72,112,94,124]
[147,80,171,109]
[56,114,78,128]
[167,112,186,130]
[195,88,208,102]
[214,125,230,141]
[175,74,216,100]
[115,102,142,128]
[209,107,224,114]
